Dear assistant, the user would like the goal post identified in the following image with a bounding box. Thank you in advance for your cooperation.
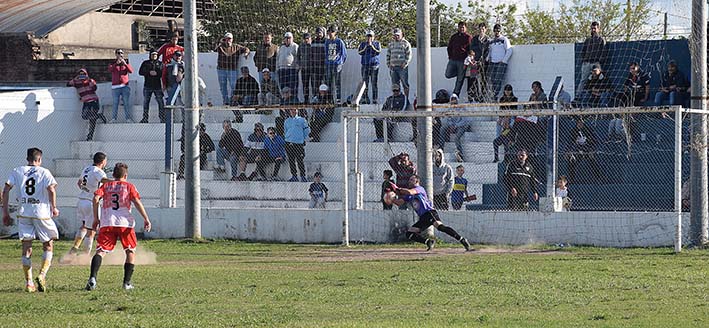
[341,103,687,250]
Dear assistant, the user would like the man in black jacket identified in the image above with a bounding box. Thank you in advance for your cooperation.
[138,49,165,123]
[215,120,246,181]
[578,21,607,94]
[504,149,538,210]
[566,119,602,183]
[178,123,215,179]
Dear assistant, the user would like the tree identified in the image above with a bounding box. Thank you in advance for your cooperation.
[518,0,659,44]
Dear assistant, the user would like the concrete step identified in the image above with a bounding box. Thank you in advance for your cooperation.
[58,196,174,208]
[55,158,215,180]
[92,121,272,142]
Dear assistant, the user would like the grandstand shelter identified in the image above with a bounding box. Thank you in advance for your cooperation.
[0,0,214,84]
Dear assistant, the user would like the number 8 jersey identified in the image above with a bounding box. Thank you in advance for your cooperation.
[6,165,57,219]
[94,180,141,228]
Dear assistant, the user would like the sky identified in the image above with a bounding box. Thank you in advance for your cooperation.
[438,0,692,37]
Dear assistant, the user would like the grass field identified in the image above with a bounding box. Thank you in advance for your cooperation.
[0,239,708,327]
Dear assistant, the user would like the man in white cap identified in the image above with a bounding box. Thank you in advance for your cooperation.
[358,30,382,104]
[214,32,250,106]
[386,28,412,97]
[277,32,299,96]
[258,68,280,106]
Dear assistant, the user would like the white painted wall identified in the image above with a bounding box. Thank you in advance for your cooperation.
[28,207,683,247]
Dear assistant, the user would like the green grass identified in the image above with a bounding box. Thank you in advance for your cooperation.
[0,239,708,327]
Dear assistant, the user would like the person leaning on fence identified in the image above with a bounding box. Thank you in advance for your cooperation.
[504,149,538,210]
[284,108,310,182]
[254,32,279,85]
[264,126,286,181]
[67,68,104,141]
[309,84,334,142]
[446,21,473,99]
[277,32,300,93]
[214,120,246,181]
[387,28,412,97]
[138,49,166,123]
[373,84,411,142]
[432,149,454,210]
[258,68,280,106]
[358,30,382,104]
[214,32,250,106]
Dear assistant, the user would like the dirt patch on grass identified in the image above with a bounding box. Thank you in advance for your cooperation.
[307,247,567,262]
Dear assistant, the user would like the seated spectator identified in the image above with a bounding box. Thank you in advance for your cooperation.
[557,86,572,109]
[243,123,269,181]
[444,94,471,161]
[308,172,328,209]
[374,84,412,142]
[566,118,602,183]
[67,68,105,141]
[654,60,689,106]
[258,68,280,105]
[284,108,310,182]
[264,126,286,181]
[178,123,215,179]
[577,64,610,108]
[614,62,649,107]
[380,169,395,210]
[512,81,546,153]
[231,66,259,123]
[310,84,335,142]
[214,120,246,181]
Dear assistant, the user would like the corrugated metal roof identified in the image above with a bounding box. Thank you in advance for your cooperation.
[0,0,125,36]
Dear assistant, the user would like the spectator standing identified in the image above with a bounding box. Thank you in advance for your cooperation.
[578,22,607,93]
[178,123,214,179]
[387,28,412,97]
[450,165,469,210]
[324,25,348,104]
[297,33,316,104]
[138,49,165,123]
[555,176,571,212]
[487,24,513,100]
[214,120,246,181]
[254,33,279,85]
[310,84,334,142]
[374,84,412,142]
[264,127,286,180]
[504,149,538,210]
[432,149,454,210]
[258,68,280,105]
[654,60,689,106]
[108,49,134,123]
[358,30,382,104]
[277,32,299,94]
[308,172,328,208]
[389,152,416,188]
[214,32,250,106]
[311,27,328,97]
[284,108,310,182]
[469,22,490,101]
[165,51,185,121]
[275,87,302,137]
[444,93,472,161]
[446,21,473,98]
[494,84,517,163]
[157,32,184,89]
[381,169,395,210]
[579,64,611,107]
[463,50,482,101]
[513,81,546,152]
[566,118,602,183]
[67,69,103,141]
[244,123,269,181]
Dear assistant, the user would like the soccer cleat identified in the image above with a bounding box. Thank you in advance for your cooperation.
[122,283,134,290]
[25,282,36,293]
[460,238,472,251]
[85,277,96,291]
[425,238,436,251]
[35,276,46,292]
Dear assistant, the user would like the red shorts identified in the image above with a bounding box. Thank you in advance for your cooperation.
[96,226,137,252]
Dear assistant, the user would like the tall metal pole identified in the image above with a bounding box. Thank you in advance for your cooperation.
[184,0,201,239]
[674,106,683,253]
[690,0,708,246]
[416,0,434,200]
[342,115,350,246]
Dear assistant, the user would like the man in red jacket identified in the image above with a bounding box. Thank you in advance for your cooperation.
[108,49,134,123]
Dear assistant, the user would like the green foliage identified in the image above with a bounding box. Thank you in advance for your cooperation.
[1,240,709,327]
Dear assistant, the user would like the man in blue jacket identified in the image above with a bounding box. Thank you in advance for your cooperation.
[358,30,381,104]
[284,108,311,182]
[324,25,347,104]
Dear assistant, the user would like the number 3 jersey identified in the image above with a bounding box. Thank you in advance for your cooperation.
[94,180,141,228]
[78,165,107,200]
[6,165,57,219]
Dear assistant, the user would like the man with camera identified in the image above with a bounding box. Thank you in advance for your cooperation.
[108,49,134,123]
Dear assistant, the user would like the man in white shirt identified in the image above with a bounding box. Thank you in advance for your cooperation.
[71,152,111,255]
[2,148,59,292]
[486,24,513,100]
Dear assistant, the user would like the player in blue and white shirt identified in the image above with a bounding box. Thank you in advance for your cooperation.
[391,175,471,251]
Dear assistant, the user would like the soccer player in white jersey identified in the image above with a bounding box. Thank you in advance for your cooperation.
[86,163,151,291]
[71,152,110,254]
[2,148,59,292]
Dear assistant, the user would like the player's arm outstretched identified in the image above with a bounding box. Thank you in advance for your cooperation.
[47,183,59,217]
[2,183,12,226]
[390,183,417,207]
[131,198,151,232]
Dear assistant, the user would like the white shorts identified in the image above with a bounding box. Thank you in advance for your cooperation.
[76,199,93,229]
[17,217,59,243]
